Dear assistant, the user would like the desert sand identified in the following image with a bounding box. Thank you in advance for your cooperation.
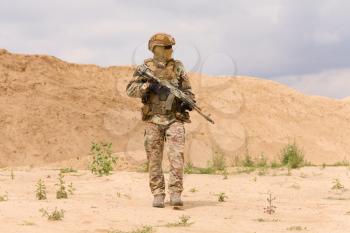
[1,49,350,233]
[1,167,350,233]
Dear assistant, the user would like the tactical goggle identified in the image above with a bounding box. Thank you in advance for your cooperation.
[164,45,172,50]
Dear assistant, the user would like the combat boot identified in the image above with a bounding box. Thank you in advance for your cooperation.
[170,192,183,206]
[152,194,165,208]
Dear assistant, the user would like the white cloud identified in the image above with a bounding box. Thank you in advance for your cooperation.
[0,0,350,98]
[276,69,350,99]
[313,30,341,45]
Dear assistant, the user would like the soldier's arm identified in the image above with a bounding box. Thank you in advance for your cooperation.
[126,67,149,98]
[176,61,195,100]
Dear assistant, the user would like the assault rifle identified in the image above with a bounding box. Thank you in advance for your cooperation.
[135,64,214,124]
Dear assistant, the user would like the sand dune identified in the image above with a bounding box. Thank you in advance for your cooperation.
[0,49,349,168]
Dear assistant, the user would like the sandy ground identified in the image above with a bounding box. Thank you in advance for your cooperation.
[1,166,350,233]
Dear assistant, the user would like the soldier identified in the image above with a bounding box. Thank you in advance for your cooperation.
[126,33,195,208]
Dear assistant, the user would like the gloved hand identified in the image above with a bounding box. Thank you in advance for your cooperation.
[180,101,193,111]
[148,82,161,93]
[148,82,170,95]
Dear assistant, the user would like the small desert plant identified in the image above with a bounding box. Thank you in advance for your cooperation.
[39,207,65,221]
[289,183,301,190]
[287,226,307,231]
[184,162,194,174]
[0,192,8,202]
[184,162,216,174]
[10,170,14,180]
[236,166,256,174]
[332,179,344,190]
[36,179,47,200]
[258,167,268,176]
[242,154,255,167]
[133,226,154,233]
[56,172,68,199]
[264,192,276,214]
[217,192,228,202]
[325,196,350,200]
[222,169,229,179]
[280,142,304,168]
[109,225,154,233]
[20,220,35,226]
[189,187,198,193]
[211,151,226,171]
[256,154,268,168]
[332,160,350,166]
[270,160,281,168]
[231,154,241,167]
[198,166,216,174]
[89,142,117,176]
[68,182,75,195]
[166,215,193,227]
[60,167,77,173]
[137,161,149,173]
[116,192,131,199]
[255,218,279,222]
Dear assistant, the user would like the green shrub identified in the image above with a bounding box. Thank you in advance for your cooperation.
[68,182,75,195]
[36,179,47,200]
[89,142,117,176]
[280,142,304,169]
[184,162,194,174]
[270,161,281,168]
[332,179,344,190]
[39,207,65,221]
[184,162,216,174]
[60,167,77,173]
[332,160,350,166]
[137,161,149,173]
[56,172,68,199]
[242,154,255,167]
[166,215,193,227]
[217,192,228,202]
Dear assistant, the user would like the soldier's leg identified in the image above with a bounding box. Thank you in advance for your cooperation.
[144,122,166,195]
[166,121,185,195]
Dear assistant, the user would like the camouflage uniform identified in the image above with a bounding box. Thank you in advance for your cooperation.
[126,35,194,197]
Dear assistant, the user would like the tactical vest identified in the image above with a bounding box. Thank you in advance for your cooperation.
[141,58,183,120]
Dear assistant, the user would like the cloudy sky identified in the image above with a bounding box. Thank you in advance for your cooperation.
[1,0,349,98]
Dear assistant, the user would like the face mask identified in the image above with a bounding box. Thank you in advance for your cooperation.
[153,45,173,62]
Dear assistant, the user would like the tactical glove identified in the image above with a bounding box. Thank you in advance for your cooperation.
[148,82,170,95]
[180,101,193,111]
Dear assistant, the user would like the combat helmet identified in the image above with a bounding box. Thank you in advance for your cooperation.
[148,33,175,52]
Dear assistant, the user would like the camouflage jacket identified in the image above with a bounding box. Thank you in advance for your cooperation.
[126,58,194,125]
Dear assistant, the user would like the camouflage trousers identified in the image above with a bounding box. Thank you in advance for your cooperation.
[144,121,185,196]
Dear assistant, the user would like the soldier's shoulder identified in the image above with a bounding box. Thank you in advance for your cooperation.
[143,58,154,66]
[132,59,152,77]
[174,59,184,66]
[174,60,186,74]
